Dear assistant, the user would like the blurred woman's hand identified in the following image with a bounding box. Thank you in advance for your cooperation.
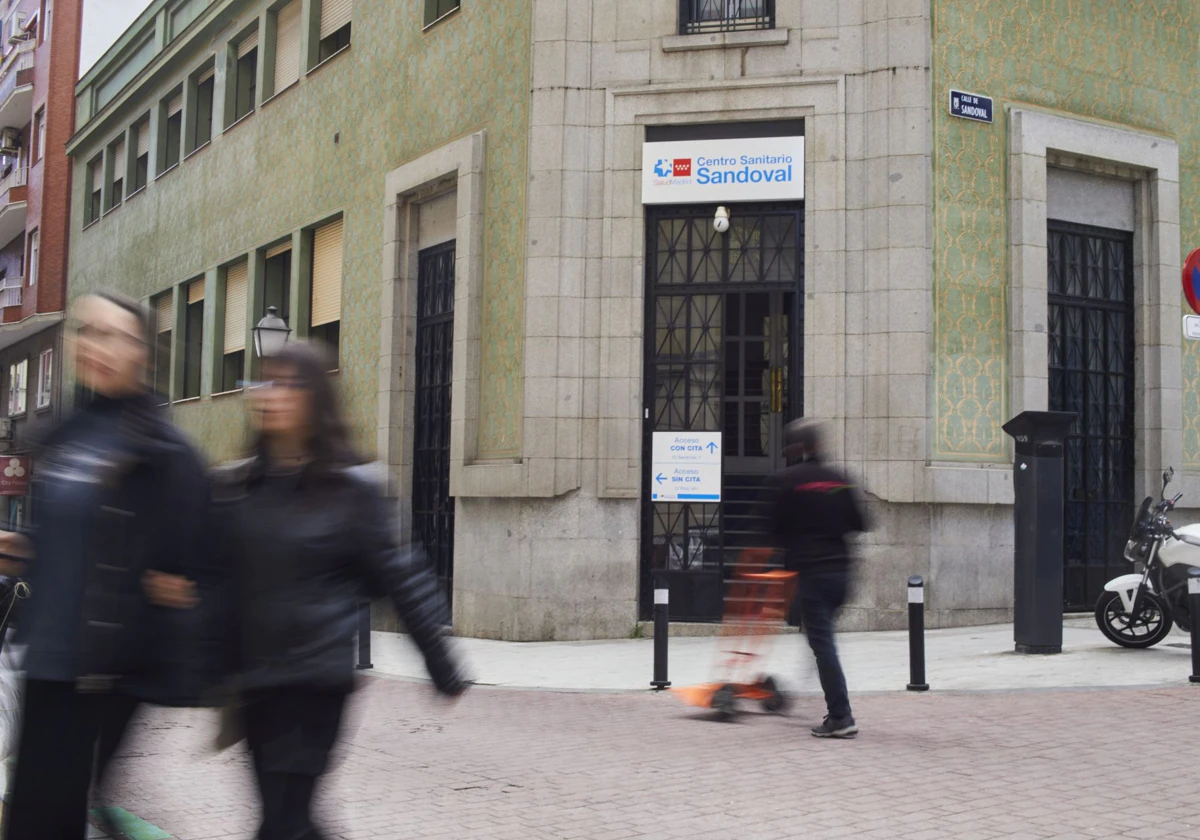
[142,571,198,609]
[0,530,31,576]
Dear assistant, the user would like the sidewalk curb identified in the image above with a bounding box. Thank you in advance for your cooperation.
[360,668,1197,697]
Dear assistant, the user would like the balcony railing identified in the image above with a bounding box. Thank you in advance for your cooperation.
[0,41,33,108]
[0,165,26,216]
[0,280,22,308]
[0,165,25,195]
[679,0,775,34]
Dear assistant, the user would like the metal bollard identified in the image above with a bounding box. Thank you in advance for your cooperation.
[356,600,374,670]
[907,576,929,692]
[1190,568,1200,684]
[651,581,671,689]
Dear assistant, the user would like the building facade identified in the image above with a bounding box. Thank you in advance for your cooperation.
[67,0,1200,640]
[0,0,79,528]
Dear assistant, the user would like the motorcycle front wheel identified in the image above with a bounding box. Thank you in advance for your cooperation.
[1095,590,1173,648]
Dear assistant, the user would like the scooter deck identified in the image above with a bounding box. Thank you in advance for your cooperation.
[669,681,777,708]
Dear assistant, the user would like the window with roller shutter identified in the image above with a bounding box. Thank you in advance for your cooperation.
[264,241,292,327]
[317,0,352,63]
[86,156,102,224]
[233,31,258,121]
[108,137,125,210]
[132,117,150,192]
[154,292,173,401]
[272,1,301,95]
[309,219,343,366]
[190,66,215,152]
[222,261,248,392]
[183,279,205,399]
[161,89,183,173]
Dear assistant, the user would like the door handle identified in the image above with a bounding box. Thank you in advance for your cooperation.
[770,367,783,414]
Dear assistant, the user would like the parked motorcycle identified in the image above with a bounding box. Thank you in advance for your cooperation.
[1095,468,1200,648]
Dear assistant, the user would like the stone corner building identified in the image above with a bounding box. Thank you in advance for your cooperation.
[66,1,1200,640]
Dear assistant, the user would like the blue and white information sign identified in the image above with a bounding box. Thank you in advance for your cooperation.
[949,90,994,123]
[642,137,804,205]
[651,432,722,503]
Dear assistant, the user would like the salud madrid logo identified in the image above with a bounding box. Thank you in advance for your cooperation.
[654,159,692,178]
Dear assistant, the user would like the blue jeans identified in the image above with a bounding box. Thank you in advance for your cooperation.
[796,569,852,720]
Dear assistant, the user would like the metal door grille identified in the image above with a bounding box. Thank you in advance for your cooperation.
[1047,221,1135,611]
[414,242,456,604]
[642,205,803,620]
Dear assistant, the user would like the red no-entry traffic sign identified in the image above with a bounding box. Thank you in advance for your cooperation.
[1184,249,1200,315]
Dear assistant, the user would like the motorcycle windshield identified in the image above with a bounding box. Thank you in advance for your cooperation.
[1129,496,1154,540]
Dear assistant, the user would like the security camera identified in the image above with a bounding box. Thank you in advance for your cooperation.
[714,206,730,234]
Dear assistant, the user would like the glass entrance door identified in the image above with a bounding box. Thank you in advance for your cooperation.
[641,204,804,621]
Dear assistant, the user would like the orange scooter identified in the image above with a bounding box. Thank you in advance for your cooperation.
[670,549,797,719]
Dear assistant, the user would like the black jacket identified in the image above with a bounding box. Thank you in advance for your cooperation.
[213,458,465,696]
[17,393,221,704]
[768,456,867,575]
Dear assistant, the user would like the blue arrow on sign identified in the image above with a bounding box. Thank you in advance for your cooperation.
[655,473,667,485]
[706,442,718,454]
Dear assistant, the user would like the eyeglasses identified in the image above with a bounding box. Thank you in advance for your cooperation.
[238,379,309,391]
[72,321,147,347]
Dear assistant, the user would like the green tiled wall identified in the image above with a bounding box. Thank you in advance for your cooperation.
[69,0,531,462]
[933,1,1200,462]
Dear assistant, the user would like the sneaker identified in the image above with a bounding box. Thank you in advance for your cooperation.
[811,715,858,738]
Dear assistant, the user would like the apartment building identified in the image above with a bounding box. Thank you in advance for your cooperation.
[0,0,79,528]
[68,1,1200,640]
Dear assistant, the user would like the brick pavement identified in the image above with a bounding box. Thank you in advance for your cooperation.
[100,678,1200,840]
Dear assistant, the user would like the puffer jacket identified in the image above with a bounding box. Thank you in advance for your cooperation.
[213,458,465,695]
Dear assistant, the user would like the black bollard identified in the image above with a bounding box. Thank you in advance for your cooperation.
[651,580,670,689]
[356,600,374,670]
[1190,568,1200,685]
[907,576,929,691]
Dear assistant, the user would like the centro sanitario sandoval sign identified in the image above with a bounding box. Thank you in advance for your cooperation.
[642,136,805,204]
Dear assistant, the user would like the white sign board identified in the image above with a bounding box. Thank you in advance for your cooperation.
[1186,315,1200,340]
[650,432,722,503]
[642,137,804,205]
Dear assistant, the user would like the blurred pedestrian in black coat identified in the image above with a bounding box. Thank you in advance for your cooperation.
[769,419,867,739]
[1,294,218,840]
[213,341,467,840]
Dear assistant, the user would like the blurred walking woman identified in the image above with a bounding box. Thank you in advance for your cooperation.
[1,294,213,840]
[215,341,466,840]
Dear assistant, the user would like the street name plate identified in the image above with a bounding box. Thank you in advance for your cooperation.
[650,432,722,503]
[949,89,994,123]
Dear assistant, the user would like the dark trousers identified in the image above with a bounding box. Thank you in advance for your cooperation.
[3,680,140,840]
[796,569,852,721]
[244,688,347,840]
